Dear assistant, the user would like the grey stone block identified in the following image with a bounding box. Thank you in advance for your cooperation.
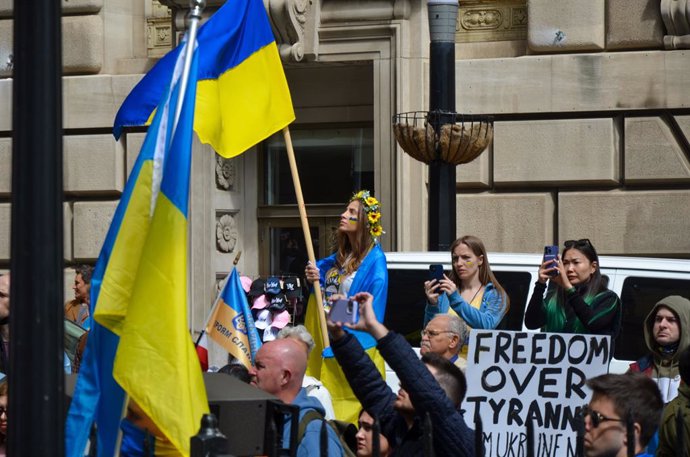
[0,202,73,261]
[457,50,690,114]
[606,0,664,50]
[125,132,147,178]
[0,19,10,78]
[0,79,9,132]
[493,119,619,186]
[72,201,117,261]
[0,203,8,260]
[63,15,103,74]
[676,115,690,140]
[64,203,73,262]
[64,134,124,194]
[559,190,690,256]
[457,193,555,253]
[63,0,103,14]
[457,147,490,189]
[0,138,9,196]
[0,0,103,16]
[528,0,605,52]
[625,117,690,183]
[0,16,103,78]
[63,74,140,129]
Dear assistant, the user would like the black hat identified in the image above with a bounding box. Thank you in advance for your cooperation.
[268,293,287,313]
[283,277,302,300]
[248,278,266,297]
[264,276,282,295]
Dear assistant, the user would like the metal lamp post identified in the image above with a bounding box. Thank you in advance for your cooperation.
[393,0,494,251]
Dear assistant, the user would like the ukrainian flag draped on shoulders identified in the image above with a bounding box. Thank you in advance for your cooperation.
[305,243,388,424]
[113,0,294,158]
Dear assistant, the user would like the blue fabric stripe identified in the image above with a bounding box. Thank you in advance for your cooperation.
[221,269,262,362]
[113,0,274,138]
[160,49,197,217]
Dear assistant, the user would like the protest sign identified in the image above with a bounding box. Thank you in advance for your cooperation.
[464,330,610,457]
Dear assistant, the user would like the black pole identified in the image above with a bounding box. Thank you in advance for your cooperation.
[10,1,64,456]
[427,1,458,251]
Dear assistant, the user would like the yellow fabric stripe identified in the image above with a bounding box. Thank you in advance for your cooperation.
[195,42,294,158]
[305,292,385,424]
[113,195,208,456]
[207,300,253,369]
[320,348,385,425]
[94,160,154,334]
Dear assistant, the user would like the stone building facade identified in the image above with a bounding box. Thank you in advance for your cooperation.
[1,0,689,332]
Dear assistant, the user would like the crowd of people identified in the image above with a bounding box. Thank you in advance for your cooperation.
[1,188,689,457]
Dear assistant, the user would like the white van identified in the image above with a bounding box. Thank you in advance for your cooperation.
[382,252,690,381]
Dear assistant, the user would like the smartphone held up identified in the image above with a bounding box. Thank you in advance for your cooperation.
[328,298,359,324]
[428,264,445,294]
[543,245,559,277]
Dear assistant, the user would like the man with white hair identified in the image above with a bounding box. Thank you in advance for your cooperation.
[277,325,336,419]
[420,314,468,371]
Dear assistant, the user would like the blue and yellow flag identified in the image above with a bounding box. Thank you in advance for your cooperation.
[102,40,208,455]
[113,0,294,158]
[206,268,262,369]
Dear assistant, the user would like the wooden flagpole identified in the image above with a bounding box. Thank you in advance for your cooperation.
[282,126,330,347]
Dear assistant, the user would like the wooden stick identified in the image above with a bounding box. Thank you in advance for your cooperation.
[282,126,330,347]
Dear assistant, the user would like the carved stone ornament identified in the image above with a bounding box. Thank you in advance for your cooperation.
[215,154,236,190]
[462,9,502,30]
[456,0,527,43]
[216,213,239,253]
[660,0,690,49]
[267,0,310,62]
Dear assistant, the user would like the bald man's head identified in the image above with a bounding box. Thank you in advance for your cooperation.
[248,338,307,403]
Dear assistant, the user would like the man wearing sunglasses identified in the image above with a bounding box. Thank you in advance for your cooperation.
[584,373,663,457]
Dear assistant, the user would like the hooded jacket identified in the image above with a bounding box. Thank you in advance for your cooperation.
[629,295,690,403]
[282,388,344,456]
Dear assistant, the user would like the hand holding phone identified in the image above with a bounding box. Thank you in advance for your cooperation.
[543,245,559,277]
[429,264,444,293]
[328,298,359,324]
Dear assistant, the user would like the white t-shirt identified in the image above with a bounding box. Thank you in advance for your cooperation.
[302,375,336,420]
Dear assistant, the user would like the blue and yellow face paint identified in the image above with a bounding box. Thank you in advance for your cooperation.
[348,216,358,224]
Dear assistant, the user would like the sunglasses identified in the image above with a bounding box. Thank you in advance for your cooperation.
[582,406,625,428]
[564,239,593,249]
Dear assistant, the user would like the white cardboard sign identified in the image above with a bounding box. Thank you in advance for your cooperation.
[464,330,611,457]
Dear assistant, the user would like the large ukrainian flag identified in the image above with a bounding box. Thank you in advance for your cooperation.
[108,44,206,456]
[66,41,207,457]
[113,0,294,158]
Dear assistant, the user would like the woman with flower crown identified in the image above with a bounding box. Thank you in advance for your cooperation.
[304,190,388,423]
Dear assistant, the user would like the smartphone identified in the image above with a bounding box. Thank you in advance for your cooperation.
[543,245,559,277]
[429,264,444,293]
[328,299,359,324]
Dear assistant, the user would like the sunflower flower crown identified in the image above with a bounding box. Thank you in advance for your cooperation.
[351,190,384,239]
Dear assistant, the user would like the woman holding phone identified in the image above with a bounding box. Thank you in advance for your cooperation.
[524,238,621,338]
[423,235,509,352]
[304,190,388,422]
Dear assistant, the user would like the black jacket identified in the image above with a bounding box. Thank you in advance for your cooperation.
[331,331,475,457]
